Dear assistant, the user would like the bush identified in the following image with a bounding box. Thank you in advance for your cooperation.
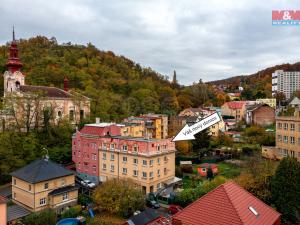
[175,166,183,177]
[21,209,57,225]
[61,205,82,219]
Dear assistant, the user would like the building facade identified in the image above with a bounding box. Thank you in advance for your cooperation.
[272,70,300,99]
[10,158,78,212]
[256,98,276,108]
[1,32,90,131]
[72,123,176,193]
[275,112,300,161]
[246,104,275,126]
[221,101,255,122]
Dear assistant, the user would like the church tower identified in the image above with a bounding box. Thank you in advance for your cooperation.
[4,28,25,96]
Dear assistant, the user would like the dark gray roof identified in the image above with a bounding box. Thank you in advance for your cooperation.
[20,85,72,98]
[7,204,31,222]
[127,208,160,225]
[48,185,79,196]
[0,185,12,198]
[10,158,74,184]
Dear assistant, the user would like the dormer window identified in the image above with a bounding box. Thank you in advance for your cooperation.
[15,81,20,89]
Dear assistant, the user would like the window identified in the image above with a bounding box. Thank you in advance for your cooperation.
[202,168,206,172]
[157,183,161,189]
[62,193,68,201]
[110,143,115,150]
[142,160,147,166]
[102,153,106,160]
[110,153,114,161]
[40,198,46,206]
[298,138,300,145]
[69,110,74,121]
[78,162,81,168]
[80,109,84,121]
[164,156,168,162]
[150,172,154,178]
[142,172,147,178]
[284,123,288,130]
[277,135,282,141]
[123,156,127,163]
[164,168,167,175]
[291,150,295,158]
[29,185,31,191]
[157,169,160,177]
[110,164,115,172]
[291,124,295,131]
[133,145,138,153]
[291,136,295,144]
[13,192,16,199]
[44,183,49,190]
[123,145,128,152]
[150,159,154,166]
[13,179,16,185]
[133,170,138,177]
[92,154,97,160]
[277,123,282,129]
[61,179,66,186]
[123,168,127,174]
[283,136,288,143]
[157,158,160,164]
[102,143,107,150]
[157,145,160,152]
[102,163,106,170]
[133,158,138,165]
[58,111,62,118]
[92,165,96,173]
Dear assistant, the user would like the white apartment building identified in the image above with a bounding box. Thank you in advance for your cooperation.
[272,70,300,99]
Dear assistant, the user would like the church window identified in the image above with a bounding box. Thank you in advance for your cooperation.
[58,111,62,118]
[80,110,84,121]
[69,110,74,121]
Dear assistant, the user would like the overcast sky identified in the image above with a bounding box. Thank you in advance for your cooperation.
[1,0,300,85]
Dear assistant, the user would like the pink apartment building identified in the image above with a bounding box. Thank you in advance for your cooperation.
[72,123,176,193]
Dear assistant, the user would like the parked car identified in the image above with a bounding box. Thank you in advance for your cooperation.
[81,180,96,188]
[146,199,160,209]
[168,204,183,214]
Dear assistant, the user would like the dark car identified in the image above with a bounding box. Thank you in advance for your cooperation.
[168,204,183,214]
[146,199,160,209]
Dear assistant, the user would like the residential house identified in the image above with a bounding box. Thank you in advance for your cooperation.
[172,181,281,225]
[246,104,275,126]
[289,96,300,108]
[0,32,90,131]
[10,158,78,212]
[178,107,215,117]
[256,98,276,108]
[197,163,218,177]
[72,123,176,193]
[124,208,171,225]
[227,92,241,101]
[221,101,255,122]
[124,114,168,139]
[120,122,145,137]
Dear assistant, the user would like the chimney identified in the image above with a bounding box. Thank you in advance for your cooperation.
[64,77,69,92]
[96,117,100,123]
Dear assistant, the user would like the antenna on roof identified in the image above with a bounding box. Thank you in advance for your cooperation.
[43,147,49,161]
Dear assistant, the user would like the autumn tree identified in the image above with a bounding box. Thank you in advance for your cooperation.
[93,178,145,218]
[271,157,300,222]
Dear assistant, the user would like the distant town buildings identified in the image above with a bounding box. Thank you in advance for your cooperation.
[72,122,176,193]
[256,98,276,108]
[227,92,241,101]
[172,181,281,225]
[272,70,300,99]
[221,101,255,122]
[10,158,78,212]
[246,104,275,126]
[0,31,90,131]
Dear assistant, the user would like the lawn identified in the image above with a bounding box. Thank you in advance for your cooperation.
[89,213,126,225]
[217,162,242,178]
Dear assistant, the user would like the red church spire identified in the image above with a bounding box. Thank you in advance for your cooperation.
[6,27,23,73]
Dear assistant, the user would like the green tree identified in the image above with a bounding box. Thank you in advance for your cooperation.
[21,209,57,225]
[93,179,145,218]
[192,128,211,156]
[206,166,214,180]
[271,157,300,222]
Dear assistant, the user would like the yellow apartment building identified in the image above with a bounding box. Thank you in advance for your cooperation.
[11,158,78,212]
[275,112,300,161]
[98,136,176,194]
[120,122,145,137]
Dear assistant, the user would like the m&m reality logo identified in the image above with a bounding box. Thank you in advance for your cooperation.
[272,10,300,26]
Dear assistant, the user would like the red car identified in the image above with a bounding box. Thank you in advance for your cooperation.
[168,205,183,214]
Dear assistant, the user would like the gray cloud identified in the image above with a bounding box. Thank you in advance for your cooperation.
[1,0,300,85]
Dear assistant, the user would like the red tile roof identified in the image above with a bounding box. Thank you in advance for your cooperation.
[225,101,247,109]
[172,181,280,225]
[80,124,121,136]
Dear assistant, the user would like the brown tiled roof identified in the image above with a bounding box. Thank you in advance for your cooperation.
[172,181,281,225]
[20,85,72,98]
